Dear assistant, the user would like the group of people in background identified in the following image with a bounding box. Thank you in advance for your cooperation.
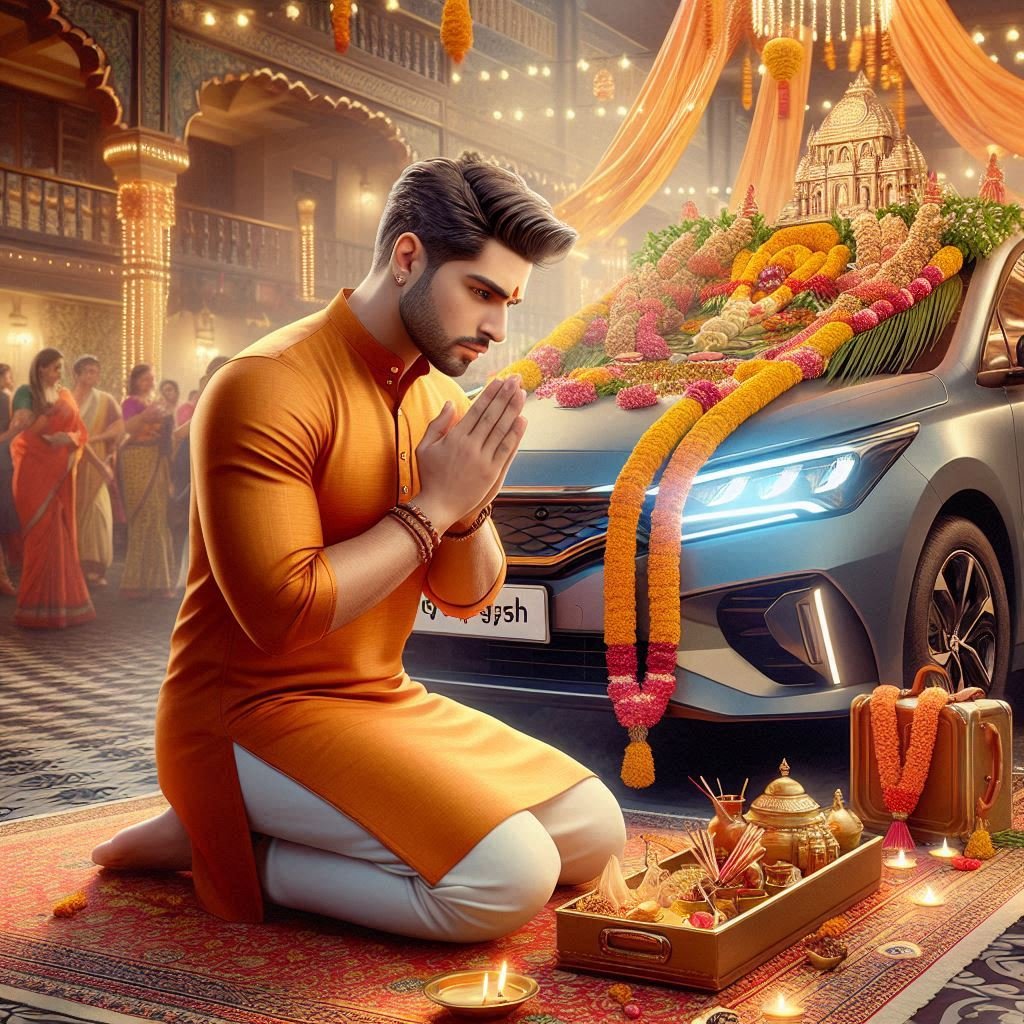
[0,351,225,629]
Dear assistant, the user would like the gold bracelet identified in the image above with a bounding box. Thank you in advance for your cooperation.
[395,502,442,550]
[387,507,433,564]
[444,503,493,541]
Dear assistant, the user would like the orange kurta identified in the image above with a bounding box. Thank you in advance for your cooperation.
[156,291,592,922]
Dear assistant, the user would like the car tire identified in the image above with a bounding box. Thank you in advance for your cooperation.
[903,515,1009,699]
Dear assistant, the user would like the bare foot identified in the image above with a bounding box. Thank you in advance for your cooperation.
[91,807,193,871]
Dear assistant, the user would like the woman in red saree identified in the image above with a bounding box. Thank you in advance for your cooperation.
[10,348,95,628]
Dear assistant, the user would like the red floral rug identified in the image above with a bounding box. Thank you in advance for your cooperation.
[3,795,1024,1024]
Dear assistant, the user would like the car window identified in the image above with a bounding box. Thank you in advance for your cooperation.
[980,250,1024,372]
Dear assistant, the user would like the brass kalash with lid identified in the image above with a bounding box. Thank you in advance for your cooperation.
[744,759,841,875]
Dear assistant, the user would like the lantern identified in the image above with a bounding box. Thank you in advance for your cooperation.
[593,68,615,102]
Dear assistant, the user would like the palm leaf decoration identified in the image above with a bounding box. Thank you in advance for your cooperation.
[824,275,963,384]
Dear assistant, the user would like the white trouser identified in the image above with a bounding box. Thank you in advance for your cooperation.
[233,744,626,943]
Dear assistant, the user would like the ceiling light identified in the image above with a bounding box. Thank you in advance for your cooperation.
[577,58,590,71]
[499,69,509,80]
[616,105,628,116]
[544,107,555,117]
[1016,50,1024,62]
[565,108,576,119]
[451,71,461,83]
[972,30,985,44]
[513,109,524,121]
[541,65,551,77]
[285,2,300,19]
[385,0,399,10]
[527,65,538,76]
[990,53,999,62]
[822,99,832,110]
[479,70,490,81]
[201,10,216,25]
[492,110,502,120]
[964,167,976,178]
[235,11,250,26]
[1008,28,1020,42]
[595,106,606,116]
[618,55,631,69]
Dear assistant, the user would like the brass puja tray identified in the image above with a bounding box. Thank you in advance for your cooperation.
[555,836,882,991]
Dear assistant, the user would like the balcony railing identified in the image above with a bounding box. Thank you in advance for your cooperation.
[174,204,295,280]
[291,2,443,82]
[0,165,119,251]
[316,237,375,292]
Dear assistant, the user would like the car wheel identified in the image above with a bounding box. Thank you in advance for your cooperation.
[903,515,1009,699]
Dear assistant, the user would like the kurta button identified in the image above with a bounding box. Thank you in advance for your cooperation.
[390,366,399,373]
[400,451,407,460]
[386,378,393,386]
[401,485,409,494]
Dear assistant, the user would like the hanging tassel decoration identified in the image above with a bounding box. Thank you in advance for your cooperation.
[331,0,353,54]
[762,36,803,119]
[864,19,877,83]
[440,0,473,64]
[593,68,615,102]
[741,53,753,110]
[979,153,1007,203]
[824,38,836,70]
[848,27,863,71]
[880,28,892,89]
[621,726,656,789]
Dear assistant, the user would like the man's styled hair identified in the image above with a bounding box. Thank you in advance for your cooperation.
[372,155,577,272]
[74,355,100,375]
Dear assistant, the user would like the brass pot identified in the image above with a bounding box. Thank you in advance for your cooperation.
[827,789,865,853]
[744,759,841,875]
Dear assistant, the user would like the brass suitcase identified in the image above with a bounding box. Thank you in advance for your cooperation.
[849,693,1012,843]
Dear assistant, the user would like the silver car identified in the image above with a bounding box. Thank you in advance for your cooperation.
[406,235,1024,720]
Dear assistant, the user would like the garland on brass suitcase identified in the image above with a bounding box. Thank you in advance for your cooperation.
[869,683,950,851]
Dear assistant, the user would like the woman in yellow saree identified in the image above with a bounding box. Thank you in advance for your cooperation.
[119,363,175,599]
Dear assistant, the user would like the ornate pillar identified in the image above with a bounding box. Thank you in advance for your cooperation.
[103,129,189,384]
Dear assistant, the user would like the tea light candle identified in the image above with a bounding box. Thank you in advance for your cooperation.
[762,993,804,1023]
[928,838,959,860]
[911,885,946,907]
[883,848,918,871]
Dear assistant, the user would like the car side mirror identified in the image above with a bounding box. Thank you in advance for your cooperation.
[978,366,1024,388]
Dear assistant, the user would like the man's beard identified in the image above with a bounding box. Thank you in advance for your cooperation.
[398,274,485,377]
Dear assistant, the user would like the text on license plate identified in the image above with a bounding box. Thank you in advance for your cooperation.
[413,585,549,644]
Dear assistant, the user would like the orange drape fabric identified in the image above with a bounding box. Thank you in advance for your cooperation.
[554,0,741,245]
[730,28,813,222]
[890,0,1023,199]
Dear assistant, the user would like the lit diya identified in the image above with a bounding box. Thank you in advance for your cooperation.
[928,838,960,861]
[910,886,946,907]
[423,961,539,1020]
[882,848,917,872]
[761,992,805,1023]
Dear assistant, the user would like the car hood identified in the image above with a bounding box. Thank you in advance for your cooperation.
[506,371,948,488]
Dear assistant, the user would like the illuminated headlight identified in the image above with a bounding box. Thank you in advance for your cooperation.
[676,423,919,541]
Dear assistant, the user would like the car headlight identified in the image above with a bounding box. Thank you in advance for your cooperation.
[673,422,919,542]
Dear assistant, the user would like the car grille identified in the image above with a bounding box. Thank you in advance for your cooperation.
[492,495,652,575]
[404,630,627,690]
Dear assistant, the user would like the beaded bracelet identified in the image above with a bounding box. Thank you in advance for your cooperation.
[444,503,493,541]
[395,502,442,550]
[388,507,434,564]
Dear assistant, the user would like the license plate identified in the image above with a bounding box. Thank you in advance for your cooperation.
[413,585,550,644]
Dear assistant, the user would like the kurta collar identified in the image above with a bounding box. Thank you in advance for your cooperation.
[327,289,431,402]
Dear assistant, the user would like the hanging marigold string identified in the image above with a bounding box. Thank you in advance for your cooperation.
[869,682,950,850]
[742,53,753,110]
[331,0,352,54]
[440,0,473,64]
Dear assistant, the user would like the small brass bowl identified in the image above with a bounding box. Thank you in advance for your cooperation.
[806,948,847,971]
[423,970,540,1020]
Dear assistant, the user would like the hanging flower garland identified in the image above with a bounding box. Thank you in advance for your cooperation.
[440,0,473,64]
[331,0,352,53]
[762,37,803,119]
[869,684,950,850]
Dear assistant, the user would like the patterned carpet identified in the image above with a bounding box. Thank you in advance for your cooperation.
[2,798,1024,1024]
[2,570,1024,1023]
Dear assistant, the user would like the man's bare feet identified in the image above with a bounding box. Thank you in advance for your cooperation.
[91,807,193,871]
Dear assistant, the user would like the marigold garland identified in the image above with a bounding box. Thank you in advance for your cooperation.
[440,0,473,63]
[331,0,352,53]
[869,683,949,850]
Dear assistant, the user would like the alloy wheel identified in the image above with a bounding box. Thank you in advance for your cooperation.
[927,548,997,693]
